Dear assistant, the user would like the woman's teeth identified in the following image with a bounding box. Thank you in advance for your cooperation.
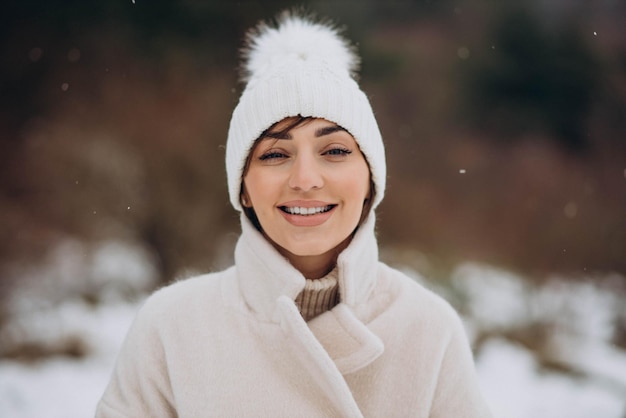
[281,205,333,215]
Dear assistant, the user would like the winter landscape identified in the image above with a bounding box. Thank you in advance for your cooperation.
[2,1,625,417]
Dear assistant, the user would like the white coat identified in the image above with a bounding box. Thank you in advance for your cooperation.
[96,214,491,417]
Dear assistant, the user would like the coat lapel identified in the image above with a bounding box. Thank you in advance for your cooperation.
[277,296,365,417]
[307,303,384,375]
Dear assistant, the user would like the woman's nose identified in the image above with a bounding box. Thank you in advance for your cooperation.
[288,155,324,191]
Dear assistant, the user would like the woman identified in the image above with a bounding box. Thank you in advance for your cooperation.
[96,11,491,417]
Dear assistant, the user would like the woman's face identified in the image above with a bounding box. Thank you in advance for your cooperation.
[243,117,371,271]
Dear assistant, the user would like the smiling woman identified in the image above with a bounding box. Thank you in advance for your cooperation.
[96,10,492,418]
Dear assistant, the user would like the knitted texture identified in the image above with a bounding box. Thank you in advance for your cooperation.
[295,270,340,321]
[226,11,386,211]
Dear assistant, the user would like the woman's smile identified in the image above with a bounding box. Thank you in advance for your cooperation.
[278,200,338,226]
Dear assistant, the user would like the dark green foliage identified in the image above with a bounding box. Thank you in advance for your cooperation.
[459,7,599,151]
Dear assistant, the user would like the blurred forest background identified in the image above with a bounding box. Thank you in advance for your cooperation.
[1,0,626,351]
[3,0,625,292]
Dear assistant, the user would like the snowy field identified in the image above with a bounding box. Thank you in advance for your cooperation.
[1,242,625,417]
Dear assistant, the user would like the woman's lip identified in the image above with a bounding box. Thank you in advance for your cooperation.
[278,200,334,208]
[278,205,336,227]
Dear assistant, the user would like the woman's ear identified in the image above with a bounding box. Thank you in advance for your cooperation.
[240,186,252,208]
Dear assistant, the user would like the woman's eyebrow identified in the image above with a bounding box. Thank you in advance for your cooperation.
[263,131,291,140]
[315,125,347,137]
[262,124,346,140]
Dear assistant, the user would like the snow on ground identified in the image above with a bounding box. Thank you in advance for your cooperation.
[478,339,625,418]
[1,260,625,417]
[0,300,138,418]
[2,353,116,418]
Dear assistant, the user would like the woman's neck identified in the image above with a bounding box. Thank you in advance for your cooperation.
[275,237,351,280]
[284,253,335,280]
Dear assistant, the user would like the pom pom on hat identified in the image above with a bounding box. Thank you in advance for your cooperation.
[226,11,386,212]
[241,11,360,83]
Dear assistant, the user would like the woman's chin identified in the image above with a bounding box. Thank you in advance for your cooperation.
[275,237,352,260]
[278,244,335,259]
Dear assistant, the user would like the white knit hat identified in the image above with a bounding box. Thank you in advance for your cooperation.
[226,11,386,212]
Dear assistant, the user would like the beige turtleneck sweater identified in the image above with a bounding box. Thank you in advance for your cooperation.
[294,269,340,321]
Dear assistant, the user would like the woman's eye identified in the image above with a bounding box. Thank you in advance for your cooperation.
[324,147,352,157]
[259,151,287,161]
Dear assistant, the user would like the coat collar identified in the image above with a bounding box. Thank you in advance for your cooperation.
[234,213,383,414]
[234,212,380,323]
